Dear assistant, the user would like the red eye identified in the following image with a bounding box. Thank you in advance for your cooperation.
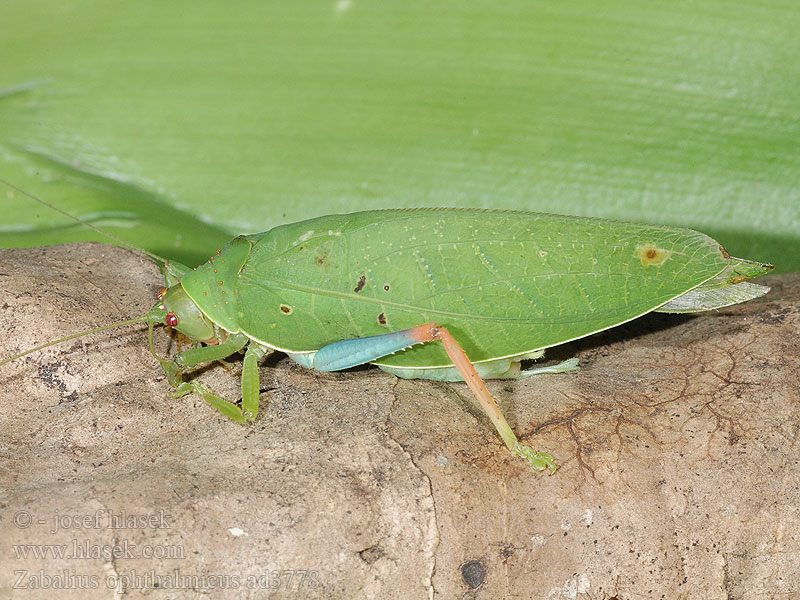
[158,287,168,300]
[166,313,179,327]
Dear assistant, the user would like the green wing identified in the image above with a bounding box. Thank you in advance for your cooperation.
[235,210,770,368]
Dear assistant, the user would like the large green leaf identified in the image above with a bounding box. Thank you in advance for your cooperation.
[1,1,797,270]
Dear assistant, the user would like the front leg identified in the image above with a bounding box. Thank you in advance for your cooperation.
[172,342,267,422]
[155,333,249,388]
[148,329,267,422]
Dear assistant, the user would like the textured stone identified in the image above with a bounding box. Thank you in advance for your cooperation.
[1,243,797,599]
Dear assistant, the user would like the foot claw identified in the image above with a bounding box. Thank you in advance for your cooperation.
[512,442,558,473]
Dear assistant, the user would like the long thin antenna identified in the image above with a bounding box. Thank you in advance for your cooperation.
[0,308,167,367]
[0,177,169,265]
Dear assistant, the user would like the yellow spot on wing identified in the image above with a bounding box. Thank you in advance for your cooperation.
[636,243,671,267]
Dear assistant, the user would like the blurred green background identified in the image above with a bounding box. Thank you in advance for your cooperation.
[1,1,798,270]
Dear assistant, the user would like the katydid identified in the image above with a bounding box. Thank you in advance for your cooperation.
[0,181,774,471]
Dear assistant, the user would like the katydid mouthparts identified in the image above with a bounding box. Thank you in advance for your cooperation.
[0,180,774,471]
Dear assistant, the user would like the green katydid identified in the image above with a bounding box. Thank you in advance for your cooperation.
[0,180,773,472]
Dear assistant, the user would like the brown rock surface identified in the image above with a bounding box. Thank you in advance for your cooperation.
[1,243,797,599]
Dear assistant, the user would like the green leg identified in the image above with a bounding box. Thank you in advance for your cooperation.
[157,333,249,387]
[380,356,580,381]
[161,260,193,286]
[148,329,268,422]
[240,343,267,420]
[519,357,580,377]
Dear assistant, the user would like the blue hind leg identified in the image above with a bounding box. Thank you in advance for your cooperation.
[307,329,422,371]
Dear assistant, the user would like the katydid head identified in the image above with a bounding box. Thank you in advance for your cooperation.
[159,284,216,342]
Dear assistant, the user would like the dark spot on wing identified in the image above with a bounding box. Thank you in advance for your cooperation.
[354,275,366,293]
[378,312,387,326]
